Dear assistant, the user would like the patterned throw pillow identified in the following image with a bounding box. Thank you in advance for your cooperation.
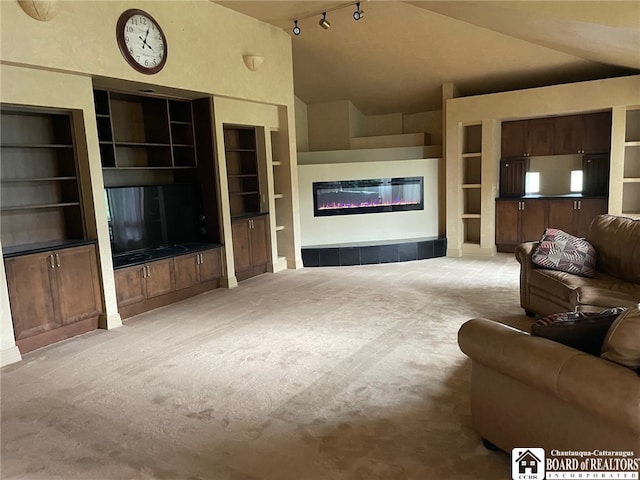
[531,228,597,277]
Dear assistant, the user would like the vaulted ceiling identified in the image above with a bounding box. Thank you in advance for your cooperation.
[215,1,640,115]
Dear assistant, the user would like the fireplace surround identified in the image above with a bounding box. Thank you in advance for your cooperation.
[313,176,424,217]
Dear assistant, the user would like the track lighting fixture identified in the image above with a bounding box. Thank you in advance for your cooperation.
[353,2,364,21]
[319,12,331,29]
[290,2,366,36]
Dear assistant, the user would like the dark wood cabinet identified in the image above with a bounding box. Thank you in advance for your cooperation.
[173,249,222,290]
[527,118,554,156]
[583,154,610,196]
[496,199,547,252]
[503,112,611,158]
[582,112,612,154]
[115,247,222,319]
[501,120,528,158]
[548,198,608,239]
[232,214,269,281]
[5,244,102,353]
[553,115,584,155]
[500,158,528,197]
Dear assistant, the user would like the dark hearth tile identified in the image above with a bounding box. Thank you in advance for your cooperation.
[339,247,361,266]
[398,242,417,262]
[360,246,380,265]
[319,248,340,267]
[417,241,435,259]
[434,239,447,257]
[302,249,320,267]
[380,245,398,263]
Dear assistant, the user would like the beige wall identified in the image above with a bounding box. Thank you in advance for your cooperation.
[307,100,353,151]
[0,0,298,365]
[404,110,443,145]
[294,96,309,152]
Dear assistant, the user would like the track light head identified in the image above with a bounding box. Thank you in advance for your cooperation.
[319,12,331,29]
[293,19,301,36]
[353,2,364,20]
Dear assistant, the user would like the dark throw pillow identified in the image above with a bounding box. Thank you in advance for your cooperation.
[531,228,597,278]
[531,307,627,356]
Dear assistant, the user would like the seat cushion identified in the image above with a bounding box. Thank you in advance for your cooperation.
[528,269,640,309]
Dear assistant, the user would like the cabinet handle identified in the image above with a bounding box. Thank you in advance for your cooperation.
[197,253,202,265]
[249,219,254,229]
[146,265,151,277]
[577,200,581,210]
[54,253,60,268]
[49,254,55,269]
[142,265,147,278]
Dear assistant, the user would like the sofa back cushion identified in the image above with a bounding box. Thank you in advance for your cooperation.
[587,215,640,284]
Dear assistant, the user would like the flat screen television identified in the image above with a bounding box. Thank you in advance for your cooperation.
[105,183,203,255]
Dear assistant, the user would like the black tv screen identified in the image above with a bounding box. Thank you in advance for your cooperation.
[106,183,203,254]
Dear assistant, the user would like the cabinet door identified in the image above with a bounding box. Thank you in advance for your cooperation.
[501,120,528,158]
[576,198,608,238]
[145,259,175,298]
[582,112,612,154]
[500,159,527,197]
[174,254,199,290]
[527,118,554,156]
[520,200,547,242]
[114,265,147,307]
[199,249,222,283]
[232,220,252,273]
[249,216,269,267]
[495,201,520,246]
[54,245,103,326]
[583,154,610,196]
[548,199,577,235]
[5,252,59,340]
[554,115,583,155]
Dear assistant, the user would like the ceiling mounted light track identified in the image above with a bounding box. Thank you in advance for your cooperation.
[289,2,365,36]
[319,12,331,30]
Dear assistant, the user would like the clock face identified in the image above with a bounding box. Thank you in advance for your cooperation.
[117,9,167,74]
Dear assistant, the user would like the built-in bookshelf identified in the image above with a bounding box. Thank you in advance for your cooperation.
[461,124,482,245]
[623,108,640,218]
[0,106,85,247]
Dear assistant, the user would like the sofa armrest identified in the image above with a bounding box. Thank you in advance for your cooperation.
[571,286,640,311]
[515,242,539,312]
[458,318,640,435]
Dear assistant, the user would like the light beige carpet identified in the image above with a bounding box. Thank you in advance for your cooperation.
[1,254,532,480]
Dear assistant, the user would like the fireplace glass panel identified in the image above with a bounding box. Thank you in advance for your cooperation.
[313,177,424,216]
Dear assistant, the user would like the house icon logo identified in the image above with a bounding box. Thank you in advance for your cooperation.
[512,448,545,480]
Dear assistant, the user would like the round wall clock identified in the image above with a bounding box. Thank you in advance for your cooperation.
[116,9,167,74]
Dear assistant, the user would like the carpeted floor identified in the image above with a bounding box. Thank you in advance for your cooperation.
[1,254,532,480]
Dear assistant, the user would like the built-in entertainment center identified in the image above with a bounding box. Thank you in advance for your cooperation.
[495,111,611,252]
[93,88,225,319]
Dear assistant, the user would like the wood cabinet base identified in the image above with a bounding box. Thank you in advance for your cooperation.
[16,316,99,354]
[118,278,220,320]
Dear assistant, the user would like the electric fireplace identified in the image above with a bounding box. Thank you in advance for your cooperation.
[313,176,424,216]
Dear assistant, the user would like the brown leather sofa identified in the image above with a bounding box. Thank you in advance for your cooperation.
[516,214,640,317]
[458,318,640,452]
